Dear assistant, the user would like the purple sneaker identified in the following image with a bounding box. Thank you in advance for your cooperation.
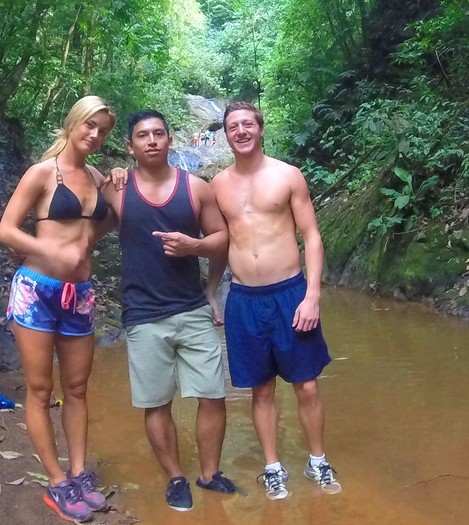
[68,470,107,511]
[44,480,93,522]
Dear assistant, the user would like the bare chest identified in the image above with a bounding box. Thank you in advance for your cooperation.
[218,178,290,220]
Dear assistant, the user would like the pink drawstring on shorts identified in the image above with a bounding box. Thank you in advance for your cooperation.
[61,282,77,313]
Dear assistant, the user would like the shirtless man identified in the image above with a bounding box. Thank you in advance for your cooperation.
[211,101,341,500]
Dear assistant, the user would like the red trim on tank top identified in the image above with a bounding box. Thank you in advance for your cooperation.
[131,167,180,207]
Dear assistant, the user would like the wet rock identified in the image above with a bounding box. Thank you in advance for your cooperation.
[393,287,407,302]
[170,96,233,180]
[186,95,224,127]
[0,331,20,372]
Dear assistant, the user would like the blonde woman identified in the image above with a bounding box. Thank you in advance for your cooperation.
[0,96,115,522]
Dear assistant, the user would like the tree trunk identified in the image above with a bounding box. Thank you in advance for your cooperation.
[83,12,98,94]
[36,5,81,126]
[0,0,48,108]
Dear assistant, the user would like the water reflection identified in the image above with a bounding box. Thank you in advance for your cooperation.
[85,287,469,524]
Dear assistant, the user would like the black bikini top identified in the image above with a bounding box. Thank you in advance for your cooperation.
[36,158,108,222]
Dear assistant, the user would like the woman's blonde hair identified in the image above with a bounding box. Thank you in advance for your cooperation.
[42,95,116,160]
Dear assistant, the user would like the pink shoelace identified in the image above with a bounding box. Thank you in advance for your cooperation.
[61,282,77,313]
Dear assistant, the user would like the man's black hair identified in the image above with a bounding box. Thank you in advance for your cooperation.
[127,109,170,140]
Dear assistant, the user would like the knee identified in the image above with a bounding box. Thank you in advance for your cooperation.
[252,385,276,405]
[26,381,54,408]
[145,402,172,421]
[295,380,320,403]
[198,397,226,415]
[62,379,88,402]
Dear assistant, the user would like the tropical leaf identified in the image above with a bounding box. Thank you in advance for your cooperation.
[393,167,413,186]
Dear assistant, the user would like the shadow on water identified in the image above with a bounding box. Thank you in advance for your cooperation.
[84,286,469,524]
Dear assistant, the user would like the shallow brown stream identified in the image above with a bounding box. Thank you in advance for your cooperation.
[83,286,469,525]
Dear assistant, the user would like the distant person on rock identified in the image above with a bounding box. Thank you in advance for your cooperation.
[102,109,236,512]
[210,101,341,500]
[0,95,116,522]
[191,131,199,148]
[199,130,206,147]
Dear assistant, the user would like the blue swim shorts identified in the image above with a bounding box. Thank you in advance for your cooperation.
[224,272,331,388]
[7,266,95,336]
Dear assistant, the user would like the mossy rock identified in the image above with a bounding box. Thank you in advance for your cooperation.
[378,224,467,297]
[317,181,385,282]
[316,180,468,318]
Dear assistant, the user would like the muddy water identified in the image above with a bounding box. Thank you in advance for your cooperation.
[85,287,469,525]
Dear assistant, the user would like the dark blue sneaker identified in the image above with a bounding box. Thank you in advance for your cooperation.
[196,471,237,493]
[43,480,93,522]
[166,476,193,512]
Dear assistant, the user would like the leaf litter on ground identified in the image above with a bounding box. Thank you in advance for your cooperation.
[0,450,23,459]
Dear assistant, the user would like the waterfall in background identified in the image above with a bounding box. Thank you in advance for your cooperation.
[168,149,203,172]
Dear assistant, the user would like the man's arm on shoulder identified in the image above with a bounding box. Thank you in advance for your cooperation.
[289,166,324,331]
[196,175,229,325]
[184,175,229,258]
[101,175,124,220]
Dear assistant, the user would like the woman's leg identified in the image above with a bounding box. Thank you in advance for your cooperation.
[55,333,95,476]
[12,322,66,486]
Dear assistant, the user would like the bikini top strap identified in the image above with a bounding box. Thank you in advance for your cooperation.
[55,156,64,184]
[84,164,100,189]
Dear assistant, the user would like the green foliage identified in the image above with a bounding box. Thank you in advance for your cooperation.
[367,214,403,237]
[394,1,469,95]
[367,166,440,237]
[301,158,337,187]
[381,167,439,212]
[0,0,211,155]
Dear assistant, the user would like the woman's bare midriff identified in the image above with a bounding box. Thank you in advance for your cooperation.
[24,221,97,282]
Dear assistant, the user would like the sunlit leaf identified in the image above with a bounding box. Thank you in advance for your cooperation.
[27,471,49,481]
[0,451,23,459]
[5,477,25,485]
[122,482,140,491]
[31,479,49,488]
[395,195,411,209]
[393,167,413,186]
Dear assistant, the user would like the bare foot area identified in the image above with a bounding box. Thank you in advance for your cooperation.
[0,370,139,525]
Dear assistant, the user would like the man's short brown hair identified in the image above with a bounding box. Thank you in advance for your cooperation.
[223,101,264,132]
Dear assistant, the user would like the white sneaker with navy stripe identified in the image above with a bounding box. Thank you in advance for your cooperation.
[304,460,342,494]
[258,465,290,500]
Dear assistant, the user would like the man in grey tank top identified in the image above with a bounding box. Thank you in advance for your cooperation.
[104,109,236,511]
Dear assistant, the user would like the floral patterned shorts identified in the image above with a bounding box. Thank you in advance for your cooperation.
[7,266,95,336]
